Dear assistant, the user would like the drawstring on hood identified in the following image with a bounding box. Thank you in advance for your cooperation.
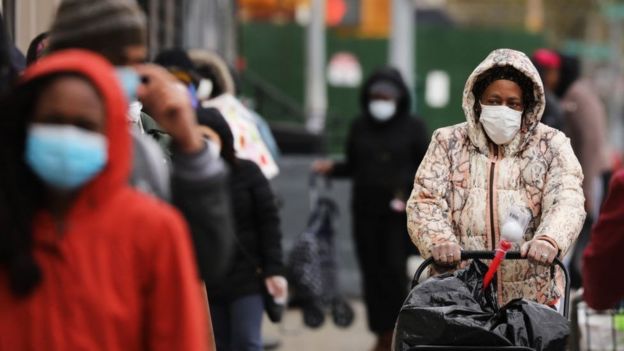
[462,49,545,156]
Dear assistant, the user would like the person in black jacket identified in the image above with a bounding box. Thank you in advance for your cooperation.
[314,67,429,351]
[199,109,287,351]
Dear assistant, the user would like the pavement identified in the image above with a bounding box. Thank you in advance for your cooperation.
[263,300,376,351]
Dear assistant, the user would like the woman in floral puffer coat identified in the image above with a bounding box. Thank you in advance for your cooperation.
[407,48,585,306]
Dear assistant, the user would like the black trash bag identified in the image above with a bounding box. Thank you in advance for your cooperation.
[494,299,569,351]
[394,260,568,351]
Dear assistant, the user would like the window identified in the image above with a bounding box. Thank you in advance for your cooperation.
[425,70,450,108]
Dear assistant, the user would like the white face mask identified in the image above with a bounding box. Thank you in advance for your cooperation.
[479,103,523,145]
[369,100,396,122]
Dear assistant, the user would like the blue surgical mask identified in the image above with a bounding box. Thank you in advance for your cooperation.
[25,124,108,190]
[115,67,140,102]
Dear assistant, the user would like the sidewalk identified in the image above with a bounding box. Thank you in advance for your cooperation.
[263,300,375,351]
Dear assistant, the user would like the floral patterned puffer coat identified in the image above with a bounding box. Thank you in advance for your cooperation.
[407,49,586,305]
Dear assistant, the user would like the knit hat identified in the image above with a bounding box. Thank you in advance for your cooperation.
[49,0,146,64]
[532,49,561,69]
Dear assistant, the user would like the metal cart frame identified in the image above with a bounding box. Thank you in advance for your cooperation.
[400,250,570,351]
[570,288,622,351]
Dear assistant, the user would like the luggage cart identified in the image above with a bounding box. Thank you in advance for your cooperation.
[400,250,570,351]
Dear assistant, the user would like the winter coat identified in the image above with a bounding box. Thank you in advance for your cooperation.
[561,79,611,216]
[407,49,586,305]
[583,170,624,310]
[331,67,429,213]
[208,159,284,301]
[0,50,209,350]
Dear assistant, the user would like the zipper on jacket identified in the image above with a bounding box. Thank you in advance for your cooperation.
[488,144,499,250]
[489,161,496,250]
[488,145,503,304]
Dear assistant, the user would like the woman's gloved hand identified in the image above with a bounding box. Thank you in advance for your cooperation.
[521,237,559,266]
[431,242,462,267]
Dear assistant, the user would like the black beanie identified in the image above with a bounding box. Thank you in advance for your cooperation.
[154,49,196,72]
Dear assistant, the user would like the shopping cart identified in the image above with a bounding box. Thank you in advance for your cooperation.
[398,250,570,351]
[570,289,624,351]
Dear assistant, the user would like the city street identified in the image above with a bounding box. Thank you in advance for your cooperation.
[263,301,375,351]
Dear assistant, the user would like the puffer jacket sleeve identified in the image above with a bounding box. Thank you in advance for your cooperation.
[534,134,586,256]
[407,129,459,259]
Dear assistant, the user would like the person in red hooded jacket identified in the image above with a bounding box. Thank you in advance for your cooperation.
[583,170,624,310]
[0,50,210,350]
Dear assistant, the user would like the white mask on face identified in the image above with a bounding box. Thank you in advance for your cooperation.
[369,100,396,122]
[479,103,523,145]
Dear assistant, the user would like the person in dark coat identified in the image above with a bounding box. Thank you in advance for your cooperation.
[314,67,429,351]
[199,109,287,351]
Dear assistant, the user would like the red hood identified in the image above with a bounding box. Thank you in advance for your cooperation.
[20,50,130,206]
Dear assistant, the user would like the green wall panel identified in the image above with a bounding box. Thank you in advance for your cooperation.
[240,23,544,154]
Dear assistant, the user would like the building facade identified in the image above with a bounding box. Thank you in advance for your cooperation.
[1,0,237,64]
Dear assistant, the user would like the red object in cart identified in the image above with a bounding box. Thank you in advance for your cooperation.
[482,240,513,290]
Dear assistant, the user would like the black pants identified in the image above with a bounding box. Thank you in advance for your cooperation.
[353,210,408,333]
